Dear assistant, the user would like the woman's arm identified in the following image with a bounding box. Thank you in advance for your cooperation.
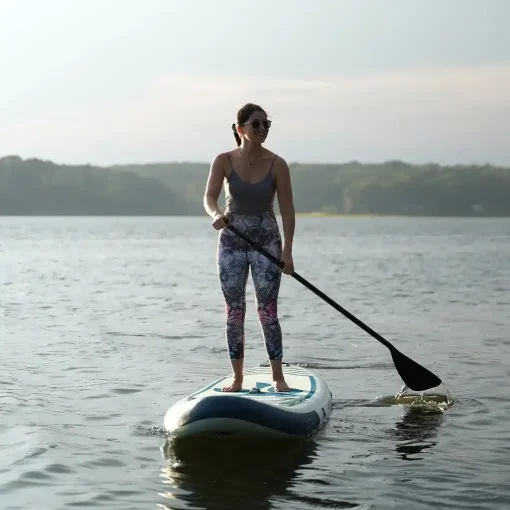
[275,157,295,254]
[203,153,226,219]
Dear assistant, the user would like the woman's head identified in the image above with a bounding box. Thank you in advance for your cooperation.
[231,103,272,146]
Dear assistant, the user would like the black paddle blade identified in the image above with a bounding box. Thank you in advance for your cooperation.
[389,346,442,392]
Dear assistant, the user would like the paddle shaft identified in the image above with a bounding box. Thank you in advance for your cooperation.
[227,224,393,351]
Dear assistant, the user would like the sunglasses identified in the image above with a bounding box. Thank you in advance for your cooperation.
[240,119,272,130]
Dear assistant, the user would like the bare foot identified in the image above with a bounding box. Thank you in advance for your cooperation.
[274,378,290,392]
[222,378,243,392]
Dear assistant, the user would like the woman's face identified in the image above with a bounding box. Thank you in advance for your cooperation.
[239,111,271,144]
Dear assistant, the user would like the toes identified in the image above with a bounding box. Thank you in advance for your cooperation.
[222,384,242,392]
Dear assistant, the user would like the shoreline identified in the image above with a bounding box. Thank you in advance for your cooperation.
[1,213,508,219]
[292,212,506,219]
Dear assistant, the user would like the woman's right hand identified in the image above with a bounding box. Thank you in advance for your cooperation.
[212,213,228,230]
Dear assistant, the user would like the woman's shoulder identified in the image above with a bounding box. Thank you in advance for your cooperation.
[262,148,288,167]
[211,151,233,168]
[265,150,289,175]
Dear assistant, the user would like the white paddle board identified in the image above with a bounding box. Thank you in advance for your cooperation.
[164,364,332,438]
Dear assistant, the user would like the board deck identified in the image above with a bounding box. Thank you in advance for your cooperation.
[186,365,316,406]
[164,364,333,438]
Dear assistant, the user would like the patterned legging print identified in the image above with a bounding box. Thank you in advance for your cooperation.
[217,211,283,360]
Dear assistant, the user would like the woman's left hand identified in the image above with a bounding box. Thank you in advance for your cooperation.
[281,249,294,275]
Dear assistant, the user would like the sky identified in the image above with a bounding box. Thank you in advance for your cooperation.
[1,0,509,166]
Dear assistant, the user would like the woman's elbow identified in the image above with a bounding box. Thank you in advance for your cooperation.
[280,201,295,219]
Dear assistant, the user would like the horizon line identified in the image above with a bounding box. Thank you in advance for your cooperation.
[1,154,509,170]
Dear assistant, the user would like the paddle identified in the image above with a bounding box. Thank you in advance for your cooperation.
[226,222,442,392]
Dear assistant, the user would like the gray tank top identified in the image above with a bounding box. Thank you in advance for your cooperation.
[224,153,278,215]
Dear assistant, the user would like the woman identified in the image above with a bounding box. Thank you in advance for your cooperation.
[203,103,296,392]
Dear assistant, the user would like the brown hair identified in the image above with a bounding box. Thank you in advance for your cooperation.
[231,103,267,146]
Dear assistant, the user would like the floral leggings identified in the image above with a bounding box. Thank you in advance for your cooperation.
[217,211,283,361]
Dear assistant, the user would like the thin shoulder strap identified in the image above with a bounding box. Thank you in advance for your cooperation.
[225,152,232,166]
[269,154,278,176]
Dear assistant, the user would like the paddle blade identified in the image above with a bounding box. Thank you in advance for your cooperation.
[389,346,442,392]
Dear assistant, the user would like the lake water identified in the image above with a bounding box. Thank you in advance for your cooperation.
[1,216,510,509]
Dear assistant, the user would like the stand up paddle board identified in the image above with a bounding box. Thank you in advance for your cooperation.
[164,364,333,439]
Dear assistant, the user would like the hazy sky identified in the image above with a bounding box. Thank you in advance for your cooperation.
[1,0,509,166]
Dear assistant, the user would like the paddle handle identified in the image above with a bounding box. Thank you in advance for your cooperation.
[226,223,392,351]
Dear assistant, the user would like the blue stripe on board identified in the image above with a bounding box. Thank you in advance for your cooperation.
[180,395,321,437]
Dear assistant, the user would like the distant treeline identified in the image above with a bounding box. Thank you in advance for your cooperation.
[1,155,509,216]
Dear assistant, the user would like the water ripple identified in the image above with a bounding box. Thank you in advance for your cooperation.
[1,216,510,510]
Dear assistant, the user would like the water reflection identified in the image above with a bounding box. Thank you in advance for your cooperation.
[158,436,318,510]
[390,405,445,461]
